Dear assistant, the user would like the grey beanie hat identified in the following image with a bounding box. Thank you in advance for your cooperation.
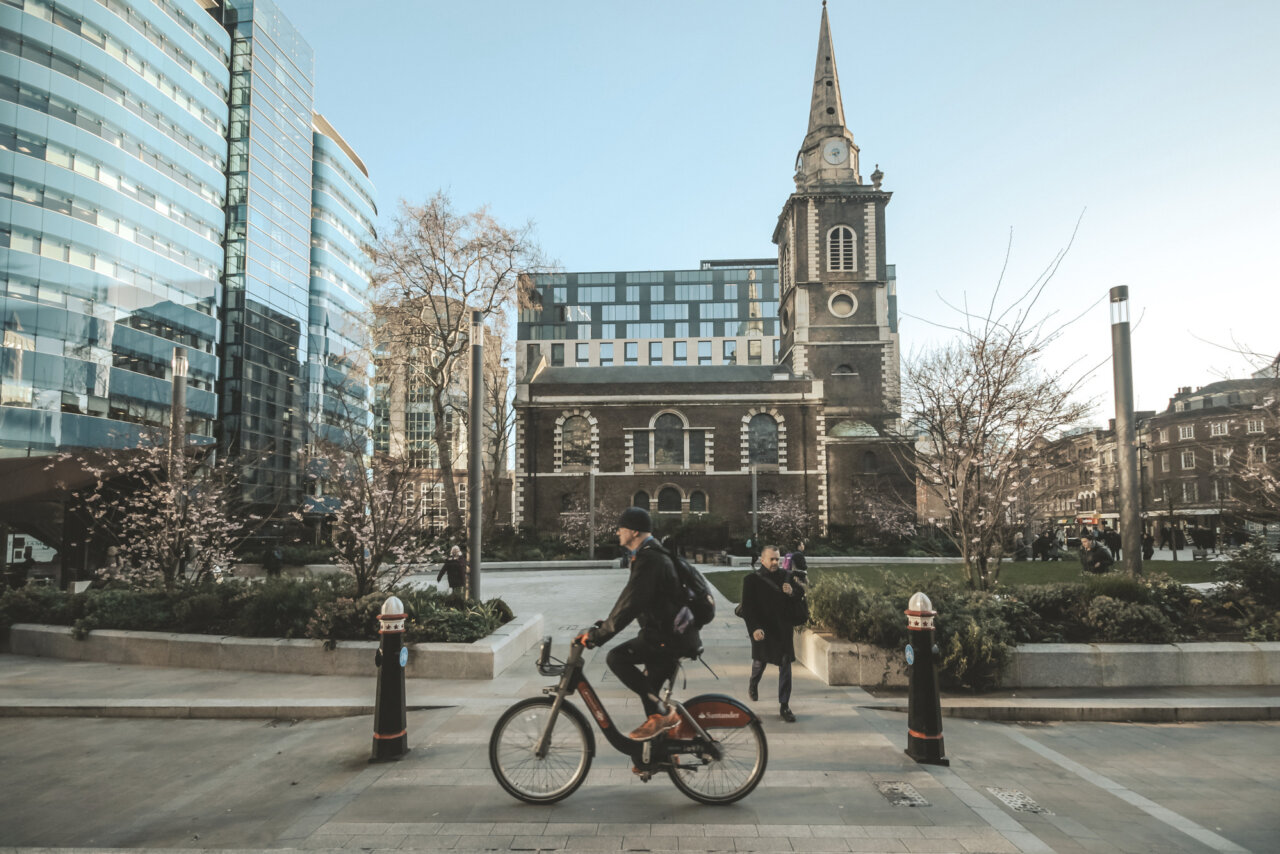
[617,506,652,532]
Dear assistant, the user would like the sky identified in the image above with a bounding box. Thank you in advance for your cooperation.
[275,0,1279,422]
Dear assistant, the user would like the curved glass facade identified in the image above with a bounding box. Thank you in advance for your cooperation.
[309,112,375,448]
[0,0,230,454]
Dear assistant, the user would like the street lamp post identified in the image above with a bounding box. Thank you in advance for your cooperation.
[467,311,483,601]
[1109,286,1143,577]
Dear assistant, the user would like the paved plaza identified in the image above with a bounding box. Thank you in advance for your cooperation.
[1,567,1277,854]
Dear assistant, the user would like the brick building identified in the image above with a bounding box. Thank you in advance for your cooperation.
[513,7,911,539]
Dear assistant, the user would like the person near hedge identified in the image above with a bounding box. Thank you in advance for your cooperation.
[1080,534,1114,574]
[1142,531,1155,561]
[789,541,809,586]
[437,545,467,594]
[741,544,807,723]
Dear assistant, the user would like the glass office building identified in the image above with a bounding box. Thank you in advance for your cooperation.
[215,0,313,507]
[308,112,375,449]
[1,0,229,453]
[517,259,780,377]
[1,0,375,515]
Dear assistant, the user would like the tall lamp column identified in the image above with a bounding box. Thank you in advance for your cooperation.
[1109,286,1143,577]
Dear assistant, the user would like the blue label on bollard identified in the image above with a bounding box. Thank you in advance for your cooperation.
[905,643,915,665]
[399,647,408,668]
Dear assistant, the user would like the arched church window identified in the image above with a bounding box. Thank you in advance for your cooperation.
[862,451,878,473]
[561,415,591,468]
[633,491,650,512]
[827,225,855,272]
[658,486,682,513]
[749,413,779,465]
[689,491,708,513]
[654,413,685,466]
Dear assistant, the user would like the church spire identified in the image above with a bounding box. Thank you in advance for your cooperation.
[795,3,860,187]
[804,2,846,149]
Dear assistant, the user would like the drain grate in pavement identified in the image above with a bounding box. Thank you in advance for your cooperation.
[986,787,1053,815]
[876,781,929,807]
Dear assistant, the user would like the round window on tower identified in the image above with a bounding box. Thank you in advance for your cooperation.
[780,308,790,334]
[828,291,857,318]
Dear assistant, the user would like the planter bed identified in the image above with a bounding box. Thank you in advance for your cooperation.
[795,628,1280,689]
[6,612,543,680]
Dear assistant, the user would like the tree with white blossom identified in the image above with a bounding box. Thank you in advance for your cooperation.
[51,436,246,590]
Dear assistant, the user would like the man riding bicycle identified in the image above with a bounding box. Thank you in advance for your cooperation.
[577,506,696,741]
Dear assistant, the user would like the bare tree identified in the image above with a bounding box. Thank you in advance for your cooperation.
[480,314,516,533]
[373,193,543,529]
[901,230,1094,590]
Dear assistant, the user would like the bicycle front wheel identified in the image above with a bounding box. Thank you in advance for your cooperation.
[668,698,767,805]
[489,696,593,804]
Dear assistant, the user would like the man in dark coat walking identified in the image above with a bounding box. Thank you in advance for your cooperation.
[437,545,466,594]
[741,544,806,722]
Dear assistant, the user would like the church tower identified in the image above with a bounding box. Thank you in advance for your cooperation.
[774,2,899,435]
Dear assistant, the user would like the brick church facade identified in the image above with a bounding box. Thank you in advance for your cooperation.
[513,6,910,538]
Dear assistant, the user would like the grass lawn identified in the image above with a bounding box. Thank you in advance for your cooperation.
[706,559,1219,604]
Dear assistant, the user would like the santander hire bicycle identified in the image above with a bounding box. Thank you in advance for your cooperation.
[489,634,767,805]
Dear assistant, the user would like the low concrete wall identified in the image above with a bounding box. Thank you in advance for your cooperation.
[8,612,544,680]
[796,630,1280,689]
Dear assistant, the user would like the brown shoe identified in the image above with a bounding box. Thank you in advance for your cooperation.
[629,709,680,741]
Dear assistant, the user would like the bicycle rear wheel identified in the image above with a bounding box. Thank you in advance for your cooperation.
[489,696,593,804]
[667,697,767,805]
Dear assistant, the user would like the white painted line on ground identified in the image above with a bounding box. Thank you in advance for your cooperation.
[999,727,1251,854]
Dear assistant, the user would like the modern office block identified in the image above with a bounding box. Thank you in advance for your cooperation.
[308,112,375,450]
[214,0,314,508]
[0,1,375,547]
[517,260,779,380]
[0,0,229,453]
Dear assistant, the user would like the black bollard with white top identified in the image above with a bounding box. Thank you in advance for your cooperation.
[904,591,948,766]
[370,595,409,762]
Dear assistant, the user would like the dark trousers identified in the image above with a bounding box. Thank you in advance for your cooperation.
[749,657,792,705]
[607,637,678,717]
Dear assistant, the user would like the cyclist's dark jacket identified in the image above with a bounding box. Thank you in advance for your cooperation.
[586,537,689,651]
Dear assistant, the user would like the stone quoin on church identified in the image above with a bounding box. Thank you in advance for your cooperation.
[513,5,912,536]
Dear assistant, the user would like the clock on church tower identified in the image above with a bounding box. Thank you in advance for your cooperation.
[772,2,899,433]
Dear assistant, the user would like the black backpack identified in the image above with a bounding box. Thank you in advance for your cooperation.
[659,544,716,634]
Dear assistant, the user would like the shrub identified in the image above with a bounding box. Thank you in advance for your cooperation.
[1004,584,1086,642]
[1085,596,1177,643]
[171,591,233,633]
[1214,542,1280,609]
[1084,575,1151,604]
[0,586,84,634]
[231,577,320,638]
[305,593,385,643]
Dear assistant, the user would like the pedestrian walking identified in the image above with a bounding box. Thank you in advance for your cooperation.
[789,541,809,585]
[1142,531,1155,561]
[437,545,467,595]
[740,545,808,723]
[1103,526,1122,562]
